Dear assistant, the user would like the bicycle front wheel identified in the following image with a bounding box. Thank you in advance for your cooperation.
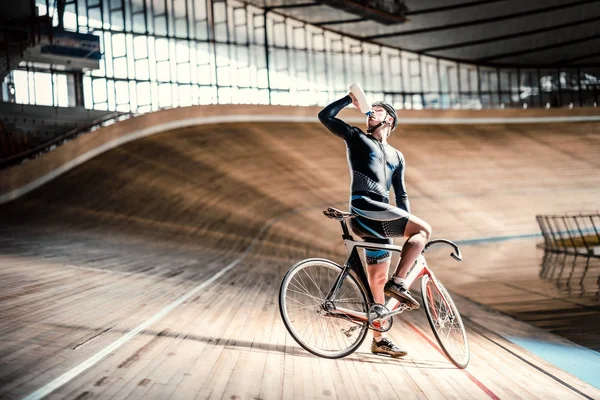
[421,275,470,368]
[279,258,369,359]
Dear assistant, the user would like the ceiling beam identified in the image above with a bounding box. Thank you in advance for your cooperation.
[417,16,600,53]
[405,0,507,16]
[478,34,600,62]
[364,0,597,39]
[556,51,600,65]
[313,17,366,26]
[265,2,320,11]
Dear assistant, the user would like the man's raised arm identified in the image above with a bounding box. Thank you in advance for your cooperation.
[318,95,355,140]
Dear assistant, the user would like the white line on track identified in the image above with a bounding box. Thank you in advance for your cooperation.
[22,209,284,400]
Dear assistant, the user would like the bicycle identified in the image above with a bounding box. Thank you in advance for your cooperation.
[278,207,470,368]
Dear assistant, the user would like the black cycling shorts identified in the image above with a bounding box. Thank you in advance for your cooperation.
[349,195,411,265]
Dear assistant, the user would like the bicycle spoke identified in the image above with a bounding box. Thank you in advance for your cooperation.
[285,302,320,312]
[327,320,346,348]
[293,274,320,302]
[302,268,326,300]
[296,313,322,336]
[287,280,313,296]
[285,293,318,309]
[320,319,328,350]
[288,280,323,306]
[324,317,350,349]
[286,286,325,303]
[295,270,316,299]
[336,281,354,303]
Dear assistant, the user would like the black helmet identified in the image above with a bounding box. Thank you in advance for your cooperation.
[371,101,398,131]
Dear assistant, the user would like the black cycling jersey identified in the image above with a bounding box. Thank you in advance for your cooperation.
[318,95,412,264]
[318,95,410,212]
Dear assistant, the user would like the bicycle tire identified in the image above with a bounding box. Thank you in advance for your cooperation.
[279,258,370,359]
[421,275,470,368]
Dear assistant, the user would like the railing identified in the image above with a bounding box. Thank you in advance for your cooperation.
[537,214,600,257]
[0,111,132,169]
[0,125,35,159]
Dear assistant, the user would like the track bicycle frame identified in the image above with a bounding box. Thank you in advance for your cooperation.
[324,215,462,323]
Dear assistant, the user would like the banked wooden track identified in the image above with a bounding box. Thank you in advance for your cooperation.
[0,105,599,399]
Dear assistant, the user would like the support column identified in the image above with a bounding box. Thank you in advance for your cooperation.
[263,8,272,104]
[69,71,85,107]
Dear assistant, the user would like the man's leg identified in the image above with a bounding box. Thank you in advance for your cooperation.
[367,259,408,358]
[366,260,389,340]
[384,215,432,309]
[395,215,432,279]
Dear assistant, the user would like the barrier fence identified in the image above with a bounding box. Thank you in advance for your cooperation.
[536,213,600,257]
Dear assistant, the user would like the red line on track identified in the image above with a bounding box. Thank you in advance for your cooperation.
[405,321,500,400]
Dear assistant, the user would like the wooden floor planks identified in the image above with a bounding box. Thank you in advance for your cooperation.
[1,121,599,398]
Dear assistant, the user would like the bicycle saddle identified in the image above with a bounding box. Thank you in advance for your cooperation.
[323,207,356,220]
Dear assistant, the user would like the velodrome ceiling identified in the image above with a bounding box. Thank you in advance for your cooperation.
[244,0,600,67]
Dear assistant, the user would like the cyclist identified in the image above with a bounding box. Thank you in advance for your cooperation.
[318,93,432,358]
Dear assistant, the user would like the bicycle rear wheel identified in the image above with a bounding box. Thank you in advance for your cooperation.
[421,275,470,368]
[279,258,369,359]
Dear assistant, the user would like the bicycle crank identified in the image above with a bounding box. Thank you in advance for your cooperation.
[368,303,393,332]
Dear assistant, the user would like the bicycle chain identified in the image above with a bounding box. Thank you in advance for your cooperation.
[325,300,368,327]
[334,299,366,304]
[329,300,394,332]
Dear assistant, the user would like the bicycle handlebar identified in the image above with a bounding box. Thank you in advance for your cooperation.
[424,239,462,262]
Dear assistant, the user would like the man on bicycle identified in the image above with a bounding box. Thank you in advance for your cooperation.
[318,94,432,358]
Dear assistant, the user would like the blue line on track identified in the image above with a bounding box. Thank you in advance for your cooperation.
[455,232,542,245]
[506,337,600,390]
[454,227,598,246]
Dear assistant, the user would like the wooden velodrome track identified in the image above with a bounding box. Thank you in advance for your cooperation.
[0,105,599,399]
